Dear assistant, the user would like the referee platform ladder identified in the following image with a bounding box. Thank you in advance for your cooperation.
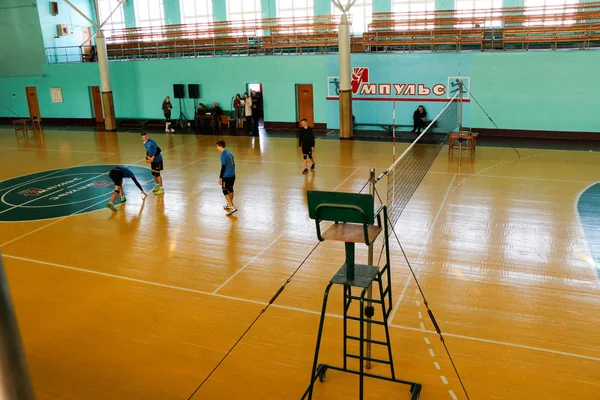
[301,190,422,400]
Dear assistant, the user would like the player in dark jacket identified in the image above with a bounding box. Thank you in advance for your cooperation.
[298,119,316,174]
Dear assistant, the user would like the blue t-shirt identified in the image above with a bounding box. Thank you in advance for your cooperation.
[220,149,235,178]
[144,139,163,162]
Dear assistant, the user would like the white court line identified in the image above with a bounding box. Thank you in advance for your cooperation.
[424,337,431,345]
[188,156,360,170]
[429,171,596,184]
[0,154,114,195]
[572,180,600,282]
[0,138,207,244]
[434,361,441,370]
[388,173,457,323]
[212,232,286,294]
[441,376,448,384]
[212,167,362,294]
[420,322,426,331]
[3,253,600,363]
[429,348,436,357]
[0,146,114,154]
[449,389,458,400]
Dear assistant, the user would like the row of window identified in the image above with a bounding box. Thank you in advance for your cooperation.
[98,0,581,38]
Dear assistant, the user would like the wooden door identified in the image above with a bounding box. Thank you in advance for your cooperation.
[82,27,92,62]
[90,86,104,124]
[25,87,40,119]
[296,84,314,127]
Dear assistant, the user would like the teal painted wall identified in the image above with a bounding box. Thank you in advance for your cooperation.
[0,55,328,124]
[123,0,137,28]
[262,0,276,18]
[470,51,600,132]
[2,51,599,133]
[314,0,331,16]
[212,0,226,21]
[0,0,46,77]
[38,0,95,59]
[163,0,181,25]
[373,0,391,13]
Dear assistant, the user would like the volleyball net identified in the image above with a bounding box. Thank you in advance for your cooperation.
[377,93,461,228]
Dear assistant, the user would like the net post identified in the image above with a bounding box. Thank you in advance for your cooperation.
[0,254,35,400]
[366,167,375,369]
[458,80,464,167]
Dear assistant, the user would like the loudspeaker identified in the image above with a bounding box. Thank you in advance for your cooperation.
[188,84,200,99]
[173,84,185,99]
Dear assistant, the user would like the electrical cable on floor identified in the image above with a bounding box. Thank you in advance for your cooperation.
[188,178,373,398]
[374,186,471,400]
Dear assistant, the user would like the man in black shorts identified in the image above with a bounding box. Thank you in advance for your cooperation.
[298,118,316,174]
[141,132,164,195]
[106,166,147,212]
[216,140,237,216]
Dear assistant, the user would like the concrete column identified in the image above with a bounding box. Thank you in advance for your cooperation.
[339,13,353,139]
[96,29,116,131]
[0,256,35,400]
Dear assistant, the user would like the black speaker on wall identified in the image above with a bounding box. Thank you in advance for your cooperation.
[173,84,185,99]
[188,84,200,99]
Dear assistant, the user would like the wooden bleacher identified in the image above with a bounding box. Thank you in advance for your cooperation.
[96,2,600,61]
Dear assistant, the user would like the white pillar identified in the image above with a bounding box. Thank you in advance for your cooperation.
[338,13,353,139]
[95,29,116,131]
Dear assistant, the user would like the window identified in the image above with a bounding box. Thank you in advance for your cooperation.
[97,0,126,39]
[455,0,503,28]
[227,0,262,36]
[524,0,578,26]
[392,0,435,30]
[181,0,213,24]
[332,0,372,35]
[135,0,166,40]
[180,0,213,38]
[277,0,314,33]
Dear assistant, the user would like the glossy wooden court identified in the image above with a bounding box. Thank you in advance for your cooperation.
[1,127,599,400]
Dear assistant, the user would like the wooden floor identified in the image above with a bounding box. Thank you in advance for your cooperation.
[1,127,599,400]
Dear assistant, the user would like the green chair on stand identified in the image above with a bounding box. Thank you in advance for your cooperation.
[301,190,422,400]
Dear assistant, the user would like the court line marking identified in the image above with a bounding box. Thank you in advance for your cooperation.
[429,171,596,184]
[5,253,600,363]
[0,154,114,195]
[389,173,457,323]
[572,180,600,281]
[0,146,115,154]
[449,389,458,400]
[0,157,210,247]
[212,167,362,294]
[0,138,207,240]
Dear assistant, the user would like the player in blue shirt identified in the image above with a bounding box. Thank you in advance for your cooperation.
[106,166,147,212]
[216,140,237,215]
[141,132,164,194]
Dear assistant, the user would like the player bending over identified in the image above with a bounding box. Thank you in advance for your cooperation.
[106,166,147,212]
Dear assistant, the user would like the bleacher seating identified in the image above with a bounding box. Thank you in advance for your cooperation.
[44,2,600,62]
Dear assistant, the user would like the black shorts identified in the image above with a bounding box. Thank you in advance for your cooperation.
[109,168,124,187]
[151,160,164,171]
[222,177,235,191]
[302,149,313,159]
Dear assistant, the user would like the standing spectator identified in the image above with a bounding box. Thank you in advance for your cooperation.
[162,96,175,133]
[234,94,244,128]
[244,93,253,131]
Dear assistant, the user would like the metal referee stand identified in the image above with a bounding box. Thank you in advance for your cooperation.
[301,187,422,400]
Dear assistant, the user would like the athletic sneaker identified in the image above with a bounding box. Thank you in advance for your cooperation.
[152,185,160,193]
[106,202,117,212]
[302,168,308,174]
[311,162,316,170]
[121,196,126,203]
[226,207,238,216]
[223,204,232,210]
[155,187,164,195]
